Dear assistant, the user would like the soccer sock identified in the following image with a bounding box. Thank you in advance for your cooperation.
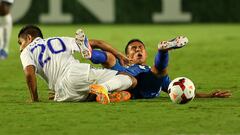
[0,14,12,52]
[100,74,132,92]
[154,50,169,71]
[90,50,107,64]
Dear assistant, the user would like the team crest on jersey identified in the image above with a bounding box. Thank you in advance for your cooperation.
[139,65,150,70]
[139,65,146,69]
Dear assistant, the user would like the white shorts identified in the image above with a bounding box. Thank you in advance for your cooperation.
[1,0,14,4]
[54,63,118,102]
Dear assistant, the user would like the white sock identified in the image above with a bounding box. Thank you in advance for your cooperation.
[0,14,12,53]
[100,74,133,92]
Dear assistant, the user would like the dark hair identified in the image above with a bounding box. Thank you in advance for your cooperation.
[124,39,145,54]
[18,25,43,39]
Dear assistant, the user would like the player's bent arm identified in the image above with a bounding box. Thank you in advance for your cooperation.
[89,39,119,54]
[89,39,129,65]
[24,65,39,102]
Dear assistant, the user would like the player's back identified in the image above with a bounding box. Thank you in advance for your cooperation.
[21,37,81,90]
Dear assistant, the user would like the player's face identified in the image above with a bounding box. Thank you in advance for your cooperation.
[18,35,33,52]
[126,41,147,65]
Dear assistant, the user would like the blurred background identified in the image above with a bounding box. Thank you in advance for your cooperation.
[12,0,240,24]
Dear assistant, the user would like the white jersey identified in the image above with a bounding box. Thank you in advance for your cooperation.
[20,37,90,91]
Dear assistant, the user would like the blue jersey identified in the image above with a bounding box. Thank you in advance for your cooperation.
[111,61,171,99]
[112,63,151,76]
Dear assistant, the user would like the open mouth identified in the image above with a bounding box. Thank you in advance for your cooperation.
[136,53,143,58]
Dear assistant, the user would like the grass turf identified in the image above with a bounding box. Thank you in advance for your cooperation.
[0,24,240,135]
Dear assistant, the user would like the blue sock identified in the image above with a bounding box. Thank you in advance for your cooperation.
[154,51,169,71]
[90,50,107,64]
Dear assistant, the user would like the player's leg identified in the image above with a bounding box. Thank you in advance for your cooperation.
[0,1,13,59]
[85,51,136,102]
[53,62,111,104]
[89,49,136,77]
[75,28,119,68]
[89,68,137,103]
[90,68,137,91]
[75,29,92,59]
[90,50,118,68]
[158,36,188,51]
[108,90,131,102]
[152,36,189,76]
[151,50,169,77]
[160,75,171,93]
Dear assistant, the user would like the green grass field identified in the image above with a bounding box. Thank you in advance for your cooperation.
[0,24,240,135]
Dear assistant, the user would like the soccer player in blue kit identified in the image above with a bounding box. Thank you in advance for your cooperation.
[75,29,231,99]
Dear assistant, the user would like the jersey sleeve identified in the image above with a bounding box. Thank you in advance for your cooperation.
[20,49,36,70]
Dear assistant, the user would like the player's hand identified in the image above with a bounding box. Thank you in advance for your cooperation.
[210,90,232,98]
[116,53,130,66]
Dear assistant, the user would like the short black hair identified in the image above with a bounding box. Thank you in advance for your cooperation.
[18,25,43,39]
[125,39,145,54]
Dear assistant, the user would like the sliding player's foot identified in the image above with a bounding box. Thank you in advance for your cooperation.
[158,36,188,51]
[109,91,131,103]
[75,29,92,59]
[89,84,110,104]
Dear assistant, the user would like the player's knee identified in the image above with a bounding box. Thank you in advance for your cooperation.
[118,72,137,89]
[130,76,137,88]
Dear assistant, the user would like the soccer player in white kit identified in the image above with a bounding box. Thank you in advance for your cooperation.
[0,0,14,59]
[18,25,137,104]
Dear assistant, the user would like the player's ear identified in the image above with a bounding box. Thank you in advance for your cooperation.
[26,34,33,42]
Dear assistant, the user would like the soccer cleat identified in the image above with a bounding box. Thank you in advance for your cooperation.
[158,36,188,51]
[0,49,8,60]
[109,91,131,103]
[89,84,110,104]
[75,29,92,59]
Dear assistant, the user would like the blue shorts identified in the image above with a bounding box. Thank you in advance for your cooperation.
[130,72,171,99]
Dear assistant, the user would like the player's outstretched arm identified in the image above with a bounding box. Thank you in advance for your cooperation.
[24,65,39,102]
[195,90,231,98]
